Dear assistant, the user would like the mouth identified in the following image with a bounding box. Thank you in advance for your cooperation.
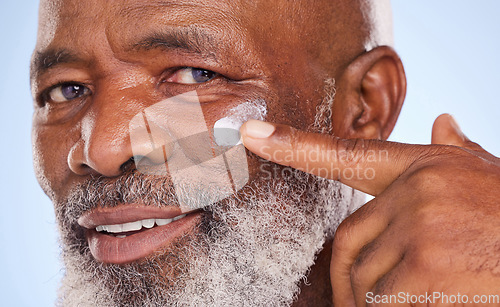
[78,204,202,264]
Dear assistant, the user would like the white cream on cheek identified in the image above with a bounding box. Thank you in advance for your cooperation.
[213,99,267,146]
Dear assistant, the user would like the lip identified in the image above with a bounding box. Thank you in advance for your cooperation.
[78,204,201,264]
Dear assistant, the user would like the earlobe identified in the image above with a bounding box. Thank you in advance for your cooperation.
[332,46,406,140]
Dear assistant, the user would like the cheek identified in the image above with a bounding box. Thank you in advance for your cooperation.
[32,124,76,200]
[209,100,270,184]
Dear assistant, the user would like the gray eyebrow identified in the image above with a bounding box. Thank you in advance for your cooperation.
[30,49,82,82]
[130,26,219,61]
[31,26,220,83]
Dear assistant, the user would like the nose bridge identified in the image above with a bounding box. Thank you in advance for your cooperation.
[80,76,154,177]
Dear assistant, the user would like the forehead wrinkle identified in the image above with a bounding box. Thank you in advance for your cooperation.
[118,0,232,19]
[117,0,242,36]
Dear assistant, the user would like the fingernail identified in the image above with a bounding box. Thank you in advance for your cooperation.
[242,119,275,139]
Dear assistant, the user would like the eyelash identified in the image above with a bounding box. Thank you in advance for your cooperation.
[38,81,90,107]
[164,67,219,84]
[38,67,222,107]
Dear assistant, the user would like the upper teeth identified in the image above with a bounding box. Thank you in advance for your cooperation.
[95,215,186,233]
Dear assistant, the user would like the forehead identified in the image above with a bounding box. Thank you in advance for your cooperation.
[33,0,326,76]
[32,0,370,99]
[37,0,243,51]
[36,0,317,47]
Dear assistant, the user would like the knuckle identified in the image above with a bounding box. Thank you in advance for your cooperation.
[413,201,444,229]
[350,263,364,288]
[372,272,398,297]
[350,242,377,286]
[405,145,485,184]
[332,219,356,253]
[408,242,450,273]
[403,164,451,193]
[406,206,460,274]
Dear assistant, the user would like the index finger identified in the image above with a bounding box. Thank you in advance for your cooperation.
[240,119,430,196]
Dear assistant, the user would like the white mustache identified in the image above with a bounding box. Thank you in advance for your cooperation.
[58,169,223,228]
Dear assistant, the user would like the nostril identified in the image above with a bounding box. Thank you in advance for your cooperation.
[120,158,137,173]
[132,148,171,176]
[68,141,92,175]
[71,162,94,176]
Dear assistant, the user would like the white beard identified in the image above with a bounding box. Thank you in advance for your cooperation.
[57,172,363,306]
[55,78,365,306]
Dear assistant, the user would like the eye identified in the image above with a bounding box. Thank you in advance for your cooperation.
[166,67,217,84]
[45,83,90,103]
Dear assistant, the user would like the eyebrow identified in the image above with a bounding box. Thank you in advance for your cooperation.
[31,26,220,82]
[30,49,82,82]
[130,26,219,61]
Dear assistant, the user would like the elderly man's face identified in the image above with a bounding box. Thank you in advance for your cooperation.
[31,0,368,305]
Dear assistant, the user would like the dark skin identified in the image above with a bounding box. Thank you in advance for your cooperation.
[242,115,500,306]
[32,0,500,305]
[241,58,500,307]
[31,0,366,190]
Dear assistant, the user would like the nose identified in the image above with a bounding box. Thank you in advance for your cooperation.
[67,82,172,177]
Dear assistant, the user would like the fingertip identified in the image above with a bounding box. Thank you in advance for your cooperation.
[240,119,276,140]
[432,113,467,145]
[436,113,463,134]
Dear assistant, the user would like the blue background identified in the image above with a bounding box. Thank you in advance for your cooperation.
[1,1,499,306]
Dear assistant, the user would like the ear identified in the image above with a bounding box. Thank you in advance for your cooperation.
[332,46,406,140]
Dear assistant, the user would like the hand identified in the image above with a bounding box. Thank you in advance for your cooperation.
[240,114,500,306]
